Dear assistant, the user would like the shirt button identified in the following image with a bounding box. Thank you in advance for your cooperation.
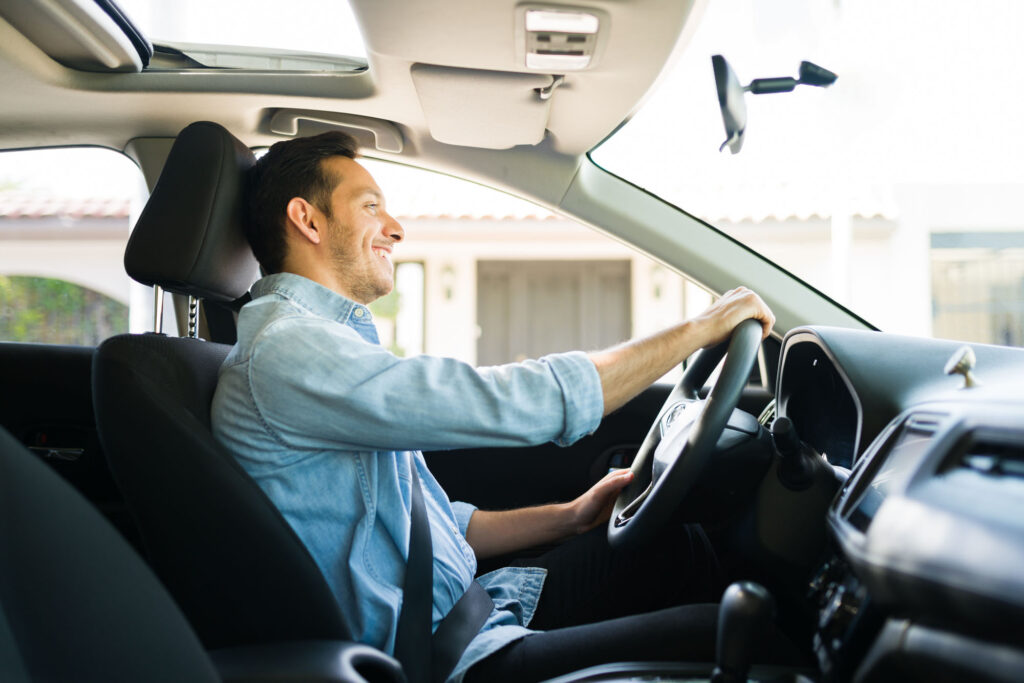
[353,308,365,318]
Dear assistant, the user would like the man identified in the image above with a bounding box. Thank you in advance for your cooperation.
[211,131,775,682]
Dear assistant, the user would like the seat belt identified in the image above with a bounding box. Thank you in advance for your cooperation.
[394,465,434,683]
[395,465,494,683]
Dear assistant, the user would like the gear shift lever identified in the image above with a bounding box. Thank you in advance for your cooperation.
[711,582,775,683]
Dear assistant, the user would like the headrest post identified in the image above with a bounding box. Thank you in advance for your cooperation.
[188,296,200,339]
[153,285,165,334]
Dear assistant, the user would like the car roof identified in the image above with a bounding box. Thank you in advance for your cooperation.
[0,1,702,164]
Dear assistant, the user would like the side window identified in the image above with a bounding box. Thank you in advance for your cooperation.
[0,148,149,345]
[360,159,711,377]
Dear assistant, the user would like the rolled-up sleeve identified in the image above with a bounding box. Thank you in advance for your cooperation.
[540,351,604,446]
[450,501,478,536]
[248,317,604,453]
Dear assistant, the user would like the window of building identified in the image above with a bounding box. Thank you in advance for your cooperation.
[931,232,1024,346]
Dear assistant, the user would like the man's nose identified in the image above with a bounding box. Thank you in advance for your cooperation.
[385,213,405,242]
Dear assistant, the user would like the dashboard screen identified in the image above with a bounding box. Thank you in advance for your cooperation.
[847,426,933,531]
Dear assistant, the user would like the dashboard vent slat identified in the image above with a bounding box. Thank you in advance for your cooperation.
[952,441,1024,481]
[905,413,944,433]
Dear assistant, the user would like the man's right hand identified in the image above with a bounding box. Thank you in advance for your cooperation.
[691,286,775,347]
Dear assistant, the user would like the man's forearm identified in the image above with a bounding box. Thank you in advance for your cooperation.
[463,469,633,560]
[464,505,575,560]
[589,287,775,416]
[589,319,705,416]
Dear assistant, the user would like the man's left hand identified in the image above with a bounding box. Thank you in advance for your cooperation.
[566,469,635,535]
[464,468,634,559]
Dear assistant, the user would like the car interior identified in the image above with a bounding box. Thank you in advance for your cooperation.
[1,1,1023,682]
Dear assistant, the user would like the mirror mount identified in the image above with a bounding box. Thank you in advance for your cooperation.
[712,56,837,154]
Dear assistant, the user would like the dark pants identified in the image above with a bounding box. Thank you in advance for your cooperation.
[465,524,728,682]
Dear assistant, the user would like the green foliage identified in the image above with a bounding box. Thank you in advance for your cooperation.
[0,275,127,345]
[369,288,401,319]
[368,289,405,356]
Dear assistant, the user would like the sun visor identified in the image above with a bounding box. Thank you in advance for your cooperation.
[0,0,151,72]
[411,64,555,149]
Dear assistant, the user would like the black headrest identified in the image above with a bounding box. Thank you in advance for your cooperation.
[125,121,260,302]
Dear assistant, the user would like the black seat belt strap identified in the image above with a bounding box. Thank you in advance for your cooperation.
[394,465,433,683]
[431,581,493,683]
[396,463,496,683]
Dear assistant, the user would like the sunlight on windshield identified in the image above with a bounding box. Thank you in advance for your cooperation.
[595,0,1024,344]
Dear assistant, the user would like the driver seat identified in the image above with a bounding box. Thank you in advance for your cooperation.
[92,121,350,650]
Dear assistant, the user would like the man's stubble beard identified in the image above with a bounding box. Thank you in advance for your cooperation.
[325,217,392,304]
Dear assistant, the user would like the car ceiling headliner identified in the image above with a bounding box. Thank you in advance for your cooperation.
[0,0,703,176]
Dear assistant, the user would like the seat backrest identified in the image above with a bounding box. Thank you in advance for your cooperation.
[0,424,219,682]
[93,333,349,649]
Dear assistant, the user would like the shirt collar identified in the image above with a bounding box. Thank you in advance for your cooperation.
[250,272,373,325]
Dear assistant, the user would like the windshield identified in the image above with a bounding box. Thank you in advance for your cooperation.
[593,0,1024,345]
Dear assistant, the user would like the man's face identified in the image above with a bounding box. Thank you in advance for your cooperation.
[319,156,404,305]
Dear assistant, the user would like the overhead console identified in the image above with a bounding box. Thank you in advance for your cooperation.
[516,5,609,72]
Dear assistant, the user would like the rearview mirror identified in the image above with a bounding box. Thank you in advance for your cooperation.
[712,55,837,154]
[712,55,746,154]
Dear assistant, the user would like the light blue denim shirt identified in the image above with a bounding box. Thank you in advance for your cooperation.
[211,273,603,681]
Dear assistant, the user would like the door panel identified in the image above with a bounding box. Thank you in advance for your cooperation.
[0,342,139,548]
[425,383,671,511]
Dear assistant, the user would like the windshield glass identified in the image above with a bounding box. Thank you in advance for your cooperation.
[593,0,1024,345]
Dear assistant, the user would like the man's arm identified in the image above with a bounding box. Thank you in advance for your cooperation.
[464,469,634,559]
[591,286,774,415]
[463,287,774,559]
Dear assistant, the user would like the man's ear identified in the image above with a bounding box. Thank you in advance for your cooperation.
[285,197,322,245]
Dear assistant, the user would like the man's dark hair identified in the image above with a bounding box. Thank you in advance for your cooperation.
[245,130,359,274]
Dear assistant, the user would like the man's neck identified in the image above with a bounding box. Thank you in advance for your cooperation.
[278,261,364,304]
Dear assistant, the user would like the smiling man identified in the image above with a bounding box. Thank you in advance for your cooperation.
[211,131,776,682]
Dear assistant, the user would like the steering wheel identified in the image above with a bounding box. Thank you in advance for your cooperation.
[607,318,763,549]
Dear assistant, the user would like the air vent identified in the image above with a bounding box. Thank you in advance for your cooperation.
[904,413,944,433]
[952,441,1024,480]
[758,399,776,430]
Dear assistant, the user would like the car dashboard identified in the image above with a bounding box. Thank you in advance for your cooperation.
[775,327,1024,681]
